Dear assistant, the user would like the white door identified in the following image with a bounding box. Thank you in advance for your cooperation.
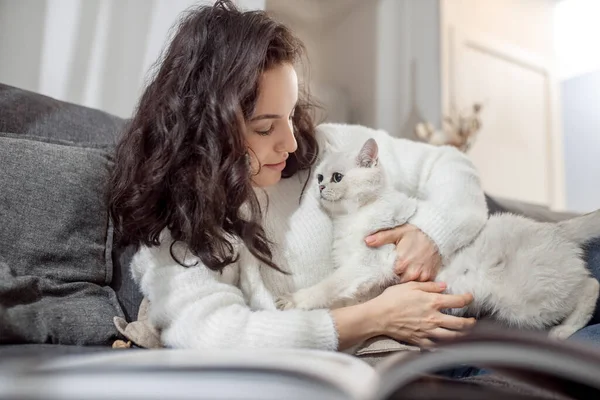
[441,3,565,209]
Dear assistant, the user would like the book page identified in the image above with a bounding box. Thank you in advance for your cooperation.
[2,349,381,400]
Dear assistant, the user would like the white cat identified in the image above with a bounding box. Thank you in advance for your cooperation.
[276,138,418,310]
[276,138,600,339]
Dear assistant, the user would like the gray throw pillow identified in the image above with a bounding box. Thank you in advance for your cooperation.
[0,132,124,345]
[0,83,142,325]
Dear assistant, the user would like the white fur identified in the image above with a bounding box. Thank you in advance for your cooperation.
[129,123,488,350]
[438,212,599,339]
[276,139,418,310]
[278,138,600,340]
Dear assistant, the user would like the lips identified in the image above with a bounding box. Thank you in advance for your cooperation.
[264,160,286,171]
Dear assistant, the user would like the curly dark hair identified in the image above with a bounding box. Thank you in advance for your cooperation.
[108,0,319,272]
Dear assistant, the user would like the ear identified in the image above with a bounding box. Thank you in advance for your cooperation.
[356,138,379,167]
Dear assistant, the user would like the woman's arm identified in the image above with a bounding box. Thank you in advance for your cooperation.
[377,131,488,259]
[134,243,474,351]
[133,241,386,350]
[333,281,475,350]
[398,144,488,258]
[135,249,337,349]
[330,302,379,350]
[369,139,489,282]
[319,123,488,259]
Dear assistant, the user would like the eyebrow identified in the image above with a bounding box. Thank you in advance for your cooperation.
[250,114,281,121]
[250,101,299,122]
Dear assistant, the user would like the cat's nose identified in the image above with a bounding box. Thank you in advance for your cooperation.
[319,185,325,192]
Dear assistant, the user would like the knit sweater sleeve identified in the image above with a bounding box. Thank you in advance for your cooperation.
[399,142,488,258]
[319,123,488,258]
[131,240,339,350]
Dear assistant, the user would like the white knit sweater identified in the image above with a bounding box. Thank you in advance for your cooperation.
[130,123,488,351]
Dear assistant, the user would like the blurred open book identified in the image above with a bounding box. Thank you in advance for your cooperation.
[1,324,600,400]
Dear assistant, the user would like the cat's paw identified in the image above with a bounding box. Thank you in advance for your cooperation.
[275,290,321,311]
[275,294,296,310]
[548,325,577,340]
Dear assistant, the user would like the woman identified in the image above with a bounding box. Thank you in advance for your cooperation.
[109,0,599,359]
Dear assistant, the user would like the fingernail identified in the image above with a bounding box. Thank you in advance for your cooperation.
[438,282,447,289]
[365,236,375,245]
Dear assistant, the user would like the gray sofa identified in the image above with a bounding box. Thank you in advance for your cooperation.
[0,82,577,362]
[0,83,143,360]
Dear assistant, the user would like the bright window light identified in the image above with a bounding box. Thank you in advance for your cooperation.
[554,0,600,80]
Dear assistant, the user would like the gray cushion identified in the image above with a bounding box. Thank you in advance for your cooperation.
[0,83,124,145]
[489,196,578,222]
[0,132,124,345]
[485,194,579,222]
[0,83,143,323]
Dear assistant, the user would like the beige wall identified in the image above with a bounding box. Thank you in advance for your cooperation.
[321,2,379,127]
[266,0,441,137]
[442,0,556,63]
[440,0,563,208]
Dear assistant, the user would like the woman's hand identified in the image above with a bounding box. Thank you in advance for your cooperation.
[366,223,442,283]
[367,281,475,348]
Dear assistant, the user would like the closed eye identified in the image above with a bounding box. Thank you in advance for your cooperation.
[255,125,274,136]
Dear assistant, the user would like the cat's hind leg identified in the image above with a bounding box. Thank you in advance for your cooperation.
[548,277,599,340]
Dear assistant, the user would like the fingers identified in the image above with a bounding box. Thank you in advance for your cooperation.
[427,327,468,341]
[417,271,431,282]
[417,325,474,348]
[398,265,435,283]
[399,267,420,283]
[434,293,474,309]
[393,257,409,276]
[365,226,405,247]
[435,314,476,331]
[406,281,447,293]
[416,338,436,348]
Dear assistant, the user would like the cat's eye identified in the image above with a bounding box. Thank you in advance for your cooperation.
[331,172,343,183]
[317,174,323,183]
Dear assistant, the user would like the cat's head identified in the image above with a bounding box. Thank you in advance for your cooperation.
[316,138,384,211]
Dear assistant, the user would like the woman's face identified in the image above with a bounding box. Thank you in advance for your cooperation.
[245,63,299,187]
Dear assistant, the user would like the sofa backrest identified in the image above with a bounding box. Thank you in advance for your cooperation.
[0,83,124,145]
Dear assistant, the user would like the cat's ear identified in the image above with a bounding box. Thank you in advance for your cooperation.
[356,138,379,168]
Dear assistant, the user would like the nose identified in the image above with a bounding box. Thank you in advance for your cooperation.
[319,185,325,192]
[277,120,298,154]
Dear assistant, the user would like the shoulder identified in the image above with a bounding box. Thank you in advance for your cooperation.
[314,122,452,161]
[129,229,242,284]
[315,123,395,151]
[129,229,202,284]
